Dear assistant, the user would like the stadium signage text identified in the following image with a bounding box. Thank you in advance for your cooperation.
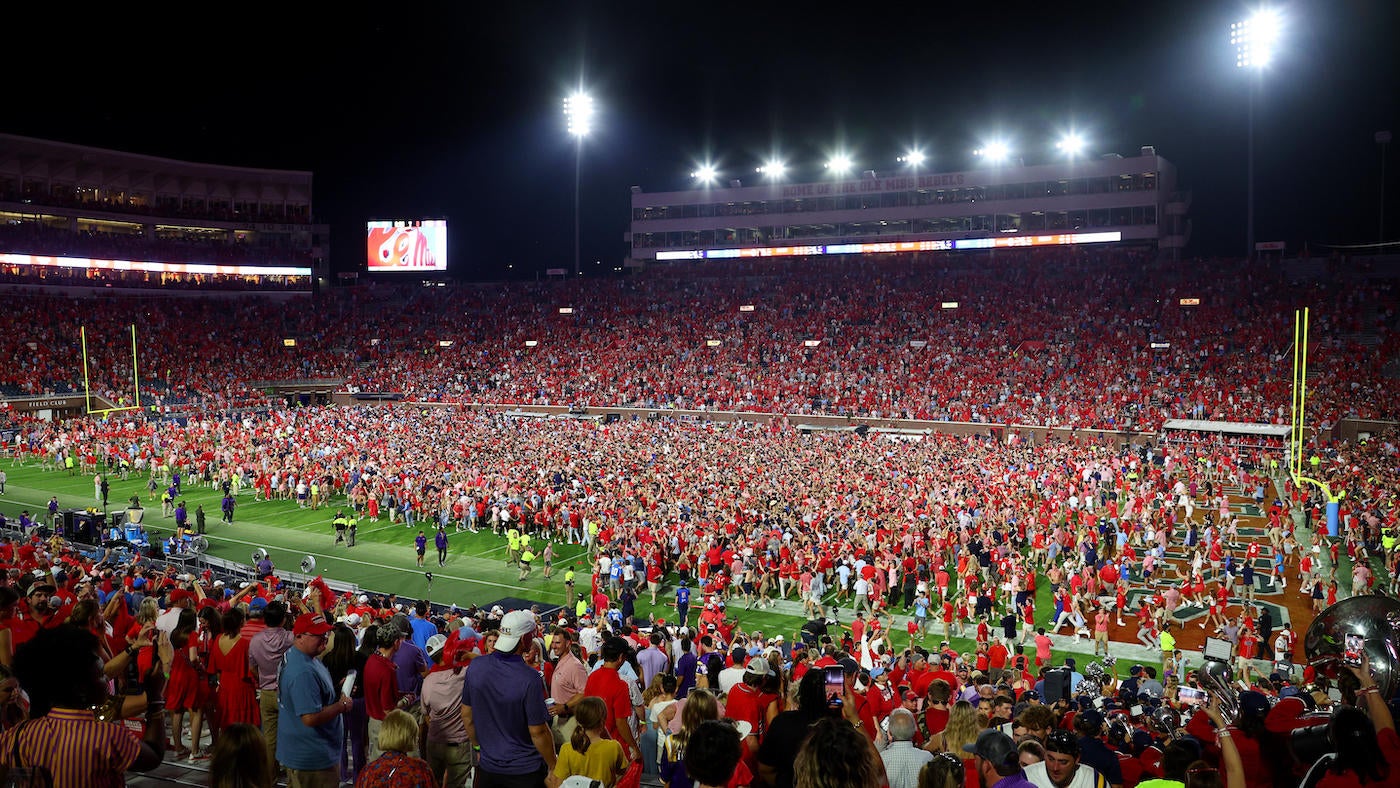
[781,173,967,198]
[9,397,86,410]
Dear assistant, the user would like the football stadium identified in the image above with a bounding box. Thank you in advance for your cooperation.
[0,4,1397,788]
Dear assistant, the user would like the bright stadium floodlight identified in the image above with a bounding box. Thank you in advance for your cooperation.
[691,164,719,185]
[897,149,926,167]
[1056,133,1086,158]
[1231,9,1284,257]
[974,141,1011,164]
[756,159,786,179]
[1232,9,1282,69]
[825,154,853,175]
[564,89,596,279]
[563,92,594,137]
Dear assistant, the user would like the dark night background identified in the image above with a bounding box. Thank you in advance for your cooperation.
[6,0,1397,280]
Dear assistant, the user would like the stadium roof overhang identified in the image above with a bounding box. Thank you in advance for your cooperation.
[1161,419,1291,437]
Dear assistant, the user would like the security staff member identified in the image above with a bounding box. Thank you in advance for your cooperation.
[332,511,350,545]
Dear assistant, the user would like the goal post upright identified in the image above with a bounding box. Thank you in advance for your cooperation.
[81,323,144,418]
[1289,307,1339,536]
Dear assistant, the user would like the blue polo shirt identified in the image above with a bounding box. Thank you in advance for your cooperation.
[410,614,437,651]
[278,646,342,771]
[462,650,549,775]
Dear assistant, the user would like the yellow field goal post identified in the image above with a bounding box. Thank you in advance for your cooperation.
[80,324,143,417]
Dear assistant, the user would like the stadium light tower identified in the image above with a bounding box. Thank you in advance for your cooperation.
[825,153,853,175]
[756,159,786,179]
[973,141,1011,164]
[564,90,594,278]
[1232,8,1283,258]
[1056,133,1086,159]
[691,164,719,186]
[897,149,927,168]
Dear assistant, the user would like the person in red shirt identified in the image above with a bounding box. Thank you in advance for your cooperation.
[583,637,640,760]
[724,657,778,770]
[364,627,405,762]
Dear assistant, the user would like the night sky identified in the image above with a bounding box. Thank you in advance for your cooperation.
[6,0,1397,279]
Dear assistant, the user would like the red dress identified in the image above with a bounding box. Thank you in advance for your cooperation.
[210,634,260,728]
[165,641,210,713]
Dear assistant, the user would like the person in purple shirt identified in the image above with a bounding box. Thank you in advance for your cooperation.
[388,616,429,699]
[636,632,671,691]
[435,526,449,567]
[463,610,558,787]
[415,531,427,568]
[676,637,698,699]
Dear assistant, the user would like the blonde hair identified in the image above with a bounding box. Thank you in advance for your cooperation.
[377,709,419,754]
[136,596,160,624]
[570,696,608,754]
[676,688,719,751]
[940,700,980,760]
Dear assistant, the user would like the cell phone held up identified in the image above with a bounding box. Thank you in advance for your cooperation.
[1342,633,1364,668]
[825,666,844,708]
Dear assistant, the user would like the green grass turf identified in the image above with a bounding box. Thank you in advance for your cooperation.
[0,461,1124,671]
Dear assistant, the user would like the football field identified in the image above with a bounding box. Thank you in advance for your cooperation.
[0,460,1174,670]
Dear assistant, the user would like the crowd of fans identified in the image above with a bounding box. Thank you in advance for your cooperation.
[0,511,1392,788]
[1,249,1397,428]
[0,398,1395,785]
[0,247,1394,786]
[0,220,314,269]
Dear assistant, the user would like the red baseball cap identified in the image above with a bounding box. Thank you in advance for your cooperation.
[293,613,333,636]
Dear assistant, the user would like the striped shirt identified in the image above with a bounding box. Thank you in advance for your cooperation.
[0,707,141,788]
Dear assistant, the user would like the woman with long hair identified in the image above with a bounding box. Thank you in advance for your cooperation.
[195,605,223,746]
[641,673,679,774]
[343,623,379,781]
[661,687,719,788]
[166,620,211,760]
[127,596,161,681]
[929,700,980,788]
[209,722,272,788]
[209,606,259,734]
[793,716,882,788]
[322,622,366,784]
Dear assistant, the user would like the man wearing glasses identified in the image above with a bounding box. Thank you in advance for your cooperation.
[278,612,352,788]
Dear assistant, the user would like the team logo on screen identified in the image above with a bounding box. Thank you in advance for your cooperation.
[367,226,442,269]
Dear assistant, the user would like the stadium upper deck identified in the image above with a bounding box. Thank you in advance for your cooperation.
[628,146,1188,263]
[0,134,327,291]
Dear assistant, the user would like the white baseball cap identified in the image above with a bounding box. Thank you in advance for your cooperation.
[426,633,448,658]
[494,610,537,653]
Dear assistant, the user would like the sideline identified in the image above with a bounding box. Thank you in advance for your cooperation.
[0,494,535,596]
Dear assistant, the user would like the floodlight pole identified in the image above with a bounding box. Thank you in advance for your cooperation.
[1380,131,1392,243]
[1247,73,1256,258]
[574,134,583,279]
